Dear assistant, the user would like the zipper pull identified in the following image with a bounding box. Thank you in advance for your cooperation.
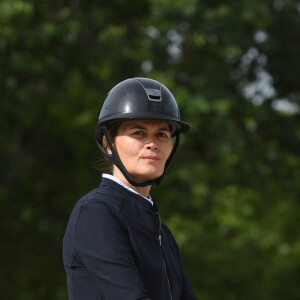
[158,234,162,246]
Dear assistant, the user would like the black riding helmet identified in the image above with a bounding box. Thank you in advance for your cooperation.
[95,77,191,187]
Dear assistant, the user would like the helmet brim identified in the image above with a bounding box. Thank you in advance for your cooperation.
[98,111,191,134]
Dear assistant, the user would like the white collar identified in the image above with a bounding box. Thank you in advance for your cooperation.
[102,174,153,206]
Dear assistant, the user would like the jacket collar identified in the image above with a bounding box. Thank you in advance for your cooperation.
[100,176,158,212]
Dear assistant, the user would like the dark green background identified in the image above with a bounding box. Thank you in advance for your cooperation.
[1,0,300,299]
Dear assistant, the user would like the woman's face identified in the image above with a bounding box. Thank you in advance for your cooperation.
[112,119,173,183]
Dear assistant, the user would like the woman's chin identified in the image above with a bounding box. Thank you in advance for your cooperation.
[133,170,164,183]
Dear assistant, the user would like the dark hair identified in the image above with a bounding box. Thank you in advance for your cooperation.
[95,121,122,174]
[101,121,121,150]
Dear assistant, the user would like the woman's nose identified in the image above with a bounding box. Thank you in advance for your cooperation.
[146,143,158,151]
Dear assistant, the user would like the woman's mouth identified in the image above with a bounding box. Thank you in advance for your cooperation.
[142,156,160,161]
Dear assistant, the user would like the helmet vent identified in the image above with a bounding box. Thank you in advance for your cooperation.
[145,88,162,102]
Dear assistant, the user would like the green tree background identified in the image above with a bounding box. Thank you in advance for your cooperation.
[1,0,300,299]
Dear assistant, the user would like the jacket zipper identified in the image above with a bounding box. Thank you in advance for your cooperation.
[157,213,173,300]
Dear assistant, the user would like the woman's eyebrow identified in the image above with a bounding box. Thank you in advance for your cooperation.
[128,124,170,132]
[128,125,147,130]
[157,127,171,132]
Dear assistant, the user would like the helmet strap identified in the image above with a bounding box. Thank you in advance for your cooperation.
[96,126,180,187]
[156,131,180,185]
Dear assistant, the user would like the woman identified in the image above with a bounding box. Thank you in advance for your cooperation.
[63,77,198,299]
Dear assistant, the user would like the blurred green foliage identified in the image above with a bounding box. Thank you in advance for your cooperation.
[1,0,300,299]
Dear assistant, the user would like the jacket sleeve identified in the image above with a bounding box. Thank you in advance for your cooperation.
[167,228,198,300]
[74,200,151,299]
[180,265,198,300]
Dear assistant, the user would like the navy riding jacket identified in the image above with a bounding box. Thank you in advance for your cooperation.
[63,177,198,299]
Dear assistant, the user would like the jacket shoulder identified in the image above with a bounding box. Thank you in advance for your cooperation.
[76,184,126,211]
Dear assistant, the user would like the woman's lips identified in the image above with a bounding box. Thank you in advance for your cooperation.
[142,156,160,161]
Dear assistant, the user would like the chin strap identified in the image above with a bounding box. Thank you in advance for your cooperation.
[96,125,180,187]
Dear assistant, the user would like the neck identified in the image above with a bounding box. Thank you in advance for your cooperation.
[112,168,151,198]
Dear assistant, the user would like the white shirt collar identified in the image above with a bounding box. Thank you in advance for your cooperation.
[102,174,153,206]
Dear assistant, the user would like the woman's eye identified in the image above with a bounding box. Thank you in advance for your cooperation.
[133,131,144,135]
[158,132,170,138]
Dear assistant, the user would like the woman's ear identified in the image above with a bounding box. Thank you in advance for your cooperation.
[107,146,112,154]
[106,139,115,155]
[102,135,113,154]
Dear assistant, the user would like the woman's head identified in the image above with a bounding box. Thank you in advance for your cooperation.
[111,119,173,184]
[95,77,191,187]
